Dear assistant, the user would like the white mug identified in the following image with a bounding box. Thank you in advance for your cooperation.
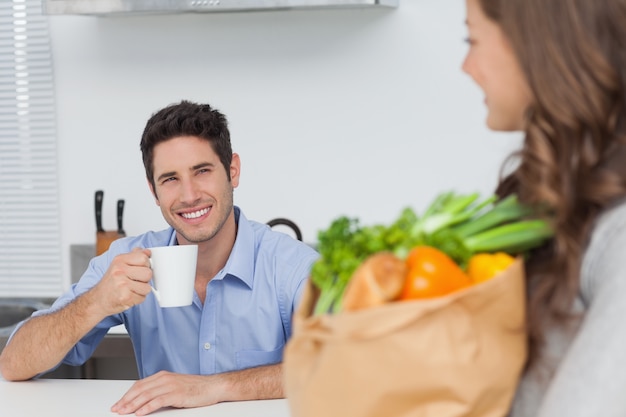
[148,245,198,308]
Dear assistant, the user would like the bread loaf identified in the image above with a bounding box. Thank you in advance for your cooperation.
[341,252,406,312]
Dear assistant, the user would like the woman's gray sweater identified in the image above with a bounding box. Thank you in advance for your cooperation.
[509,200,626,417]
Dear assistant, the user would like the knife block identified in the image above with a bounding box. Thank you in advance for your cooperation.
[96,231,125,256]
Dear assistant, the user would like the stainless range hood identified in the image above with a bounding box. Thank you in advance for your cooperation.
[43,0,399,16]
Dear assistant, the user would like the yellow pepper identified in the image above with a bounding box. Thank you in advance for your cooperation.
[467,252,515,283]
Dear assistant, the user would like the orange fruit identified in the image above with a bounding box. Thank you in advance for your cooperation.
[467,252,515,283]
[400,246,472,300]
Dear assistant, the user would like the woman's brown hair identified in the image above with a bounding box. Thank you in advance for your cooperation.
[479,0,626,367]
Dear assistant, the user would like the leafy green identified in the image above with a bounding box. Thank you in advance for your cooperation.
[311,208,418,315]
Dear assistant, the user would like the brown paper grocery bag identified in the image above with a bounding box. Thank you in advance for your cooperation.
[284,259,527,417]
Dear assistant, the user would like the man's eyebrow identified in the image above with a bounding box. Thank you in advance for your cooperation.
[192,162,215,170]
[156,171,177,182]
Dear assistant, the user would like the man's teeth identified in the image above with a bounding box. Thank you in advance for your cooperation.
[181,208,209,219]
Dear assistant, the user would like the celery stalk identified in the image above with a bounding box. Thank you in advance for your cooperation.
[452,195,532,238]
[411,193,492,236]
[463,219,553,253]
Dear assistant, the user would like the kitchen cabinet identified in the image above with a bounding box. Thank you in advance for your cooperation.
[0,296,137,380]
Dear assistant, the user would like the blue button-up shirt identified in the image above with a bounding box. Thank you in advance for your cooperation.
[28,207,319,378]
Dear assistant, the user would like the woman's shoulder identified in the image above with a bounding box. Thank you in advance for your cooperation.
[587,198,626,248]
[580,198,626,300]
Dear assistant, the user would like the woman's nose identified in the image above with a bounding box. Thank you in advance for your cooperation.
[461,54,471,75]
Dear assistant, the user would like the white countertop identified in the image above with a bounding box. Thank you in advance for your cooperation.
[107,324,128,334]
[0,378,291,417]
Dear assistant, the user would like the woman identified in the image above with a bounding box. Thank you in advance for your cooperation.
[463,0,626,416]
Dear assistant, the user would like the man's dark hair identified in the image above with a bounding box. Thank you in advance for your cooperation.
[140,100,233,190]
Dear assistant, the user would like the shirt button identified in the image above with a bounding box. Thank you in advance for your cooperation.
[203,342,211,350]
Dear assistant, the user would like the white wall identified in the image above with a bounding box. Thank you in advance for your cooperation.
[50,1,522,290]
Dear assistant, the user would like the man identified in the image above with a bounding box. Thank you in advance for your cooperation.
[0,100,319,416]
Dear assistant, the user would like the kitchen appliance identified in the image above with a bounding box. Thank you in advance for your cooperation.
[267,217,303,241]
[43,0,398,16]
[95,190,127,256]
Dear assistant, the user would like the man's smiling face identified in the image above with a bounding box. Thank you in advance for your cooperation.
[149,135,240,245]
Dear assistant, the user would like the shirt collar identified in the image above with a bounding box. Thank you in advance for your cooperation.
[165,206,255,289]
[219,206,255,289]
